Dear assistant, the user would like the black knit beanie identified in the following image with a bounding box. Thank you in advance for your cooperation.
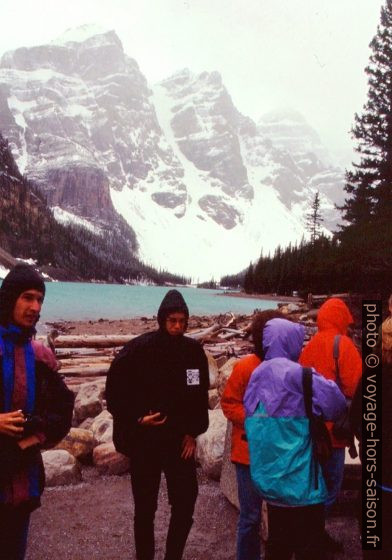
[0,264,46,325]
[157,289,189,329]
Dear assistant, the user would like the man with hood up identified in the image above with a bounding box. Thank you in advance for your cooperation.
[0,264,74,559]
[106,289,209,560]
[299,299,362,524]
[244,318,346,560]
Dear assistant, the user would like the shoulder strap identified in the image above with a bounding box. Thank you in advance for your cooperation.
[302,367,313,419]
[333,334,341,386]
[302,367,319,488]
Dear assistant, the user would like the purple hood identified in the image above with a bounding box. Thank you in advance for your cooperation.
[263,318,305,361]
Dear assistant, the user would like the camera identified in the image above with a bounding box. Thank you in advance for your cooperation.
[22,414,43,437]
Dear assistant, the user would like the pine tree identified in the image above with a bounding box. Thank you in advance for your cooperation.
[243,263,254,293]
[305,191,324,243]
[342,0,392,224]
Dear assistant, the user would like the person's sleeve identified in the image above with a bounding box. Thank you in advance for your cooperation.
[221,362,247,428]
[311,369,347,422]
[105,343,140,425]
[184,346,209,438]
[338,337,362,398]
[40,367,75,448]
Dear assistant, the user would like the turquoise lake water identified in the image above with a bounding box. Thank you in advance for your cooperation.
[39,283,281,322]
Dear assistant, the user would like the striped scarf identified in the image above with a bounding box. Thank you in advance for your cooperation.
[0,324,40,506]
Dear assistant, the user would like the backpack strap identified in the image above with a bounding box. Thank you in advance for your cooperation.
[302,367,319,489]
[302,367,313,419]
[333,334,341,386]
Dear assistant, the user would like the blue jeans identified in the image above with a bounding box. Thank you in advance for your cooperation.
[323,447,345,509]
[235,463,264,560]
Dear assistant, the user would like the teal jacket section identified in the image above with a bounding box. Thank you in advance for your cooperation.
[245,402,328,506]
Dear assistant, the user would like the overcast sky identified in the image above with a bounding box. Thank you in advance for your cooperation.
[0,0,385,164]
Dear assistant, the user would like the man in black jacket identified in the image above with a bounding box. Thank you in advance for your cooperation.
[106,289,209,560]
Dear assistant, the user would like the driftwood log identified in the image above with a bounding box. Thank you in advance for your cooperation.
[39,310,316,388]
[38,334,135,348]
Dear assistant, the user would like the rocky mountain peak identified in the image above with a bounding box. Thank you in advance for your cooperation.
[51,24,114,46]
[0,27,344,279]
[0,27,127,80]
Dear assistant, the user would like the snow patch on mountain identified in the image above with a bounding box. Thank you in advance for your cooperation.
[52,24,111,46]
[52,206,102,235]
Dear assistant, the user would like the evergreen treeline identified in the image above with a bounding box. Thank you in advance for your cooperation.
[223,1,392,298]
[0,134,189,285]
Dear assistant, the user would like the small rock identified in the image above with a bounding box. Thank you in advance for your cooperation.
[42,449,82,486]
[93,442,130,475]
[74,381,105,424]
[91,410,113,444]
[55,428,96,459]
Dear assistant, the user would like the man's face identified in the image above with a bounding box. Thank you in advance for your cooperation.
[12,289,44,328]
[165,312,187,336]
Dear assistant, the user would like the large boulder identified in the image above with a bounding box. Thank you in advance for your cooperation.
[74,380,105,424]
[42,449,82,486]
[219,421,239,508]
[208,388,220,410]
[78,417,95,431]
[219,422,269,542]
[93,442,130,475]
[196,409,227,480]
[205,350,219,389]
[217,357,240,397]
[55,428,96,460]
[91,410,113,444]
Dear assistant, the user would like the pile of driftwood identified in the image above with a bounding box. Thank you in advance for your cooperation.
[39,312,259,391]
[41,300,351,392]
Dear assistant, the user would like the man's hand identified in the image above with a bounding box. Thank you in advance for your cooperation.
[139,411,167,426]
[0,411,25,438]
[181,434,196,459]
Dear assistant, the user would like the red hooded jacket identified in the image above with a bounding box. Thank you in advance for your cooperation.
[299,298,362,448]
[221,353,261,464]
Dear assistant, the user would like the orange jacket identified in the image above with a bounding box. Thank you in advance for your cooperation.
[221,354,261,464]
[299,298,362,448]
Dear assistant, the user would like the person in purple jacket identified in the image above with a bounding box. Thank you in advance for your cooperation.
[244,318,346,560]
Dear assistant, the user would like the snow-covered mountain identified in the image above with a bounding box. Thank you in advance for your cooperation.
[0,26,344,280]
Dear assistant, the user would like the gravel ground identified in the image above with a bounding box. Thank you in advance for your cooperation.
[25,469,362,560]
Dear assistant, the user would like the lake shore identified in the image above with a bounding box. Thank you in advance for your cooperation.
[45,312,256,337]
[218,291,302,302]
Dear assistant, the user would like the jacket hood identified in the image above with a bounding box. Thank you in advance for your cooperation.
[157,289,189,329]
[263,318,305,361]
[317,298,353,334]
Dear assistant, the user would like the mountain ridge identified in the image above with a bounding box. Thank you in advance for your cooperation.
[0,27,344,280]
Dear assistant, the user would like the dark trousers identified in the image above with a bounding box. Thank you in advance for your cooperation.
[0,507,30,560]
[266,503,325,560]
[129,437,198,560]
